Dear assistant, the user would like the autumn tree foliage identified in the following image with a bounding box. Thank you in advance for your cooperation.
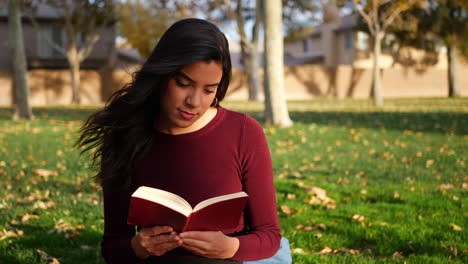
[118,0,194,59]
[390,0,468,97]
[351,0,420,106]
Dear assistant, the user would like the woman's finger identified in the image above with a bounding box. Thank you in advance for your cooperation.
[140,226,173,237]
[180,237,210,249]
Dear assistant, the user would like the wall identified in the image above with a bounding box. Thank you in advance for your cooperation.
[1,62,467,106]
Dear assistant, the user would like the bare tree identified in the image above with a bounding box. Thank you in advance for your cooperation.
[26,0,116,104]
[235,0,263,101]
[352,0,418,106]
[263,0,292,127]
[8,0,33,120]
[205,0,263,101]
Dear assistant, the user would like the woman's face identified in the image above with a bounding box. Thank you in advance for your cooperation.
[159,60,223,133]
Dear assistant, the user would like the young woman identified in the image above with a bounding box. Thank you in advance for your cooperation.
[78,18,281,264]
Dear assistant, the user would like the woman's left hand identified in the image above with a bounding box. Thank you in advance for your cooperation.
[179,231,239,259]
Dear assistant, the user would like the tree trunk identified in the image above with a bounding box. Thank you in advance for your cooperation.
[68,47,81,104]
[64,1,81,104]
[372,32,383,106]
[447,43,460,97]
[263,0,292,127]
[247,42,262,101]
[8,0,33,120]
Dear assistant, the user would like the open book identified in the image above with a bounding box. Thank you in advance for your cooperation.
[127,186,248,232]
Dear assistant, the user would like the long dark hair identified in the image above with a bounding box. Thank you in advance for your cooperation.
[77,18,232,190]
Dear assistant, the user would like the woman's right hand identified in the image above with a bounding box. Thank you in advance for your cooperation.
[131,226,183,259]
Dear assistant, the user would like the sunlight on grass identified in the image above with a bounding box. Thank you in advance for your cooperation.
[0,98,467,263]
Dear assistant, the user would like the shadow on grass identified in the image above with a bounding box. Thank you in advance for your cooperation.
[1,107,467,135]
[1,224,104,264]
[248,111,468,135]
[0,107,97,122]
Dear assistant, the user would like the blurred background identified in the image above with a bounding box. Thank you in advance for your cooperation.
[1,0,467,112]
[0,1,467,264]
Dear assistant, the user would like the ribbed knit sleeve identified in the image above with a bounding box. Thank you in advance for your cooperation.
[230,115,281,261]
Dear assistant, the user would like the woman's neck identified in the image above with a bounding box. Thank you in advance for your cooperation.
[159,107,218,135]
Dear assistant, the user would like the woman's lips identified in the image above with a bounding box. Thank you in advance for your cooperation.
[179,109,196,120]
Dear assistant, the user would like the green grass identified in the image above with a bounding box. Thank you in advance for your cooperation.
[0,98,467,264]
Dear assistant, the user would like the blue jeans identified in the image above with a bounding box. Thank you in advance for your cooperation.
[244,237,292,264]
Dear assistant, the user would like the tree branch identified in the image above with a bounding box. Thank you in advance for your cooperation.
[382,0,418,31]
[352,0,375,35]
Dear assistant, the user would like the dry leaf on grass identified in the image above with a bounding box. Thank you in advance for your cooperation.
[298,182,336,209]
[33,200,56,210]
[32,169,58,177]
[291,248,307,255]
[36,249,60,264]
[437,184,454,191]
[0,228,24,241]
[280,205,301,216]
[351,214,367,222]
[21,214,40,223]
[450,223,462,231]
[318,247,333,255]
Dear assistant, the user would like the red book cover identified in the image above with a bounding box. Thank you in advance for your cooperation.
[127,186,248,233]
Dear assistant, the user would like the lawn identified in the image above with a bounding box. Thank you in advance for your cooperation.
[0,98,466,264]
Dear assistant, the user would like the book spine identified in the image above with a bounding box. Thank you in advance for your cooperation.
[181,213,194,232]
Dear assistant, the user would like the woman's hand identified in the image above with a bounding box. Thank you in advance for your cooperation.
[131,226,182,259]
[179,231,240,259]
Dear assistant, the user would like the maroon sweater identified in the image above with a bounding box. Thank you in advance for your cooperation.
[101,107,281,263]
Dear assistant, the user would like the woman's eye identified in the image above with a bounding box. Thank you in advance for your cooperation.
[175,79,191,87]
[204,89,215,94]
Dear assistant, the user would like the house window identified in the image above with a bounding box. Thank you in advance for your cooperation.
[303,39,312,53]
[76,31,86,47]
[344,32,353,50]
[38,25,63,58]
[356,31,369,51]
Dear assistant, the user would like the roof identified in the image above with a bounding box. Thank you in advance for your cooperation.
[0,1,65,19]
[117,48,144,64]
[284,53,324,66]
[310,13,358,38]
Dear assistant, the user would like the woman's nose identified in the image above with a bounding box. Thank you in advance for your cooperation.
[185,89,202,108]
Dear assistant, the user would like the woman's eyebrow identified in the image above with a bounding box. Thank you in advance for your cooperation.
[175,71,220,87]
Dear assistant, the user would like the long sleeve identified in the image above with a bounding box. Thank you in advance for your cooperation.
[101,186,141,264]
[231,115,281,261]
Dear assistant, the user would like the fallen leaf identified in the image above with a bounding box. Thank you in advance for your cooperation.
[437,184,454,191]
[280,205,294,216]
[32,169,58,178]
[426,159,434,168]
[33,200,56,209]
[450,223,462,231]
[0,228,24,241]
[292,248,306,255]
[392,251,405,258]
[307,186,327,198]
[21,214,40,223]
[318,247,333,255]
[36,249,60,264]
[351,214,366,222]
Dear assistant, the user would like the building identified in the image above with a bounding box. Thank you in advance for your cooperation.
[0,2,141,106]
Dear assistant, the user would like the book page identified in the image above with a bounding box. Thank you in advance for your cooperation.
[193,192,248,212]
[132,186,193,216]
